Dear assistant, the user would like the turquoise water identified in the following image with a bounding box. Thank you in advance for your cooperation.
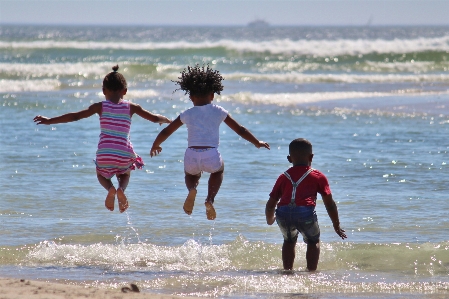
[1,25,449,298]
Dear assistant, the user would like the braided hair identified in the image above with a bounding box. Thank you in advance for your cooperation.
[103,65,127,91]
[174,64,224,96]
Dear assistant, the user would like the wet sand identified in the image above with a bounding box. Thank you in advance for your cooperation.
[0,278,194,299]
[2,277,449,299]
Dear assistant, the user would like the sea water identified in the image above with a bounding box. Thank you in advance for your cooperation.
[1,25,449,298]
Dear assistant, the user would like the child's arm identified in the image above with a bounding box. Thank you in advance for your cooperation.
[322,194,347,240]
[265,196,278,225]
[130,103,171,125]
[33,103,101,125]
[223,115,270,149]
[150,116,183,157]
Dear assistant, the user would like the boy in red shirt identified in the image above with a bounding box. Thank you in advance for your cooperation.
[266,138,346,271]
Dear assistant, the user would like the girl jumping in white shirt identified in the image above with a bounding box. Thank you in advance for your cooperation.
[150,65,270,220]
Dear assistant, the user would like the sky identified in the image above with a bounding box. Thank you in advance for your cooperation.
[0,0,448,26]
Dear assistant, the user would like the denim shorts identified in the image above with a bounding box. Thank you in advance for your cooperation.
[275,205,320,244]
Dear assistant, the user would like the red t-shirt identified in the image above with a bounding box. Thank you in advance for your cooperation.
[269,166,331,207]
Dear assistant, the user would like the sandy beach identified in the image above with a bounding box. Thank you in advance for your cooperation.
[0,278,194,299]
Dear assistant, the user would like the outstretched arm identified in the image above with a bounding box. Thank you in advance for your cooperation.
[265,196,278,225]
[322,194,347,240]
[130,103,171,125]
[33,102,101,125]
[150,116,183,157]
[223,115,270,149]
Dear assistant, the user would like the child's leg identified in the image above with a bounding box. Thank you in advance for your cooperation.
[183,172,201,215]
[117,171,130,191]
[116,171,130,213]
[97,171,116,211]
[282,240,297,270]
[185,171,201,191]
[306,242,320,271]
[204,165,224,220]
[205,166,224,204]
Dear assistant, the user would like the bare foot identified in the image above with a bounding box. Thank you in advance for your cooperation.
[117,187,129,213]
[183,189,197,215]
[105,186,116,211]
[205,201,216,220]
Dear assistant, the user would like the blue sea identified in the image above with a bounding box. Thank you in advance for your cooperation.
[1,25,449,298]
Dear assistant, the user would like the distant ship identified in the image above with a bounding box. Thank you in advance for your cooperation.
[247,19,270,28]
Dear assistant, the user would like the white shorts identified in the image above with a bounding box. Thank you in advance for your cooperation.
[184,148,223,175]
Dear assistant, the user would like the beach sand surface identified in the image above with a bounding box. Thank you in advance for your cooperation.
[0,278,193,299]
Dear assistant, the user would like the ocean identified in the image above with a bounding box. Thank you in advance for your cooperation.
[1,25,449,298]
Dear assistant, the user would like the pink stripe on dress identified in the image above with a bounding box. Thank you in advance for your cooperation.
[94,100,144,179]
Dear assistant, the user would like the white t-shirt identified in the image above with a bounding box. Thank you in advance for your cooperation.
[179,104,228,147]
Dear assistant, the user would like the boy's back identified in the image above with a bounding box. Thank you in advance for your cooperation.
[270,166,331,208]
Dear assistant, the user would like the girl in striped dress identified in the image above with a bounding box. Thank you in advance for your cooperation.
[34,65,171,213]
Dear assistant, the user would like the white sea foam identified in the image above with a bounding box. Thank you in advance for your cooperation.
[95,89,159,99]
[260,60,448,73]
[24,239,449,274]
[364,61,445,72]
[0,40,215,51]
[0,79,61,92]
[126,89,160,98]
[0,62,112,77]
[222,90,448,106]
[226,72,449,84]
[3,62,448,85]
[2,35,449,56]
[223,36,449,56]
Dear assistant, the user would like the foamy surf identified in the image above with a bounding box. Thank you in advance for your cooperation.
[95,89,160,99]
[12,238,448,275]
[225,72,449,84]
[0,79,61,92]
[2,35,449,56]
[222,91,449,106]
[1,238,447,297]
[0,62,112,77]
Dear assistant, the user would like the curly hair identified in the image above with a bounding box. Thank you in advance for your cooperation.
[103,65,127,91]
[174,64,224,96]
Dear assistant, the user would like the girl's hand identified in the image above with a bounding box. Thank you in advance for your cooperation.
[256,141,270,150]
[33,115,50,125]
[159,117,172,126]
[150,146,162,157]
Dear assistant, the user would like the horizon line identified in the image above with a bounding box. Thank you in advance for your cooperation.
[2,22,449,27]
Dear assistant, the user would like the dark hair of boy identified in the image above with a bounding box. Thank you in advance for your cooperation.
[289,138,312,156]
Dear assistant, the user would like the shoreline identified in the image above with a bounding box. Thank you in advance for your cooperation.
[2,277,449,299]
[0,277,195,299]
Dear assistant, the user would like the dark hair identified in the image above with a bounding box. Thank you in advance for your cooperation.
[103,65,127,91]
[289,138,313,156]
[173,64,224,96]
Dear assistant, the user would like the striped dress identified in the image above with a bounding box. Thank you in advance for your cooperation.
[95,100,144,179]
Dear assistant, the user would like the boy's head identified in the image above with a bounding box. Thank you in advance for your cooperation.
[288,138,314,166]
[103,65,127,91]
[174,64,224,97]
